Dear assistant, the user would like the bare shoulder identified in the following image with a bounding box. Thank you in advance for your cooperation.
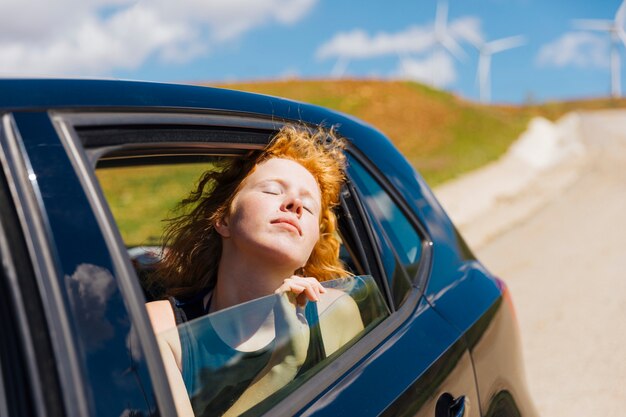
[145,299,177,335]
[146,299,183,371]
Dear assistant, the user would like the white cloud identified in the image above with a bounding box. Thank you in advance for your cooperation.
[0,0,134,41]
[316,16,483,61]
[0,0,317,76]
[65,263,116,350]
[393,51,457,87]
[536,32,610,68]
[449,16,484,47]
[315,16,478,85]
[152,0,316,41]
[316,26,435,60]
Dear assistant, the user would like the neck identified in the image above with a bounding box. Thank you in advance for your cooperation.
[211,245,296,312]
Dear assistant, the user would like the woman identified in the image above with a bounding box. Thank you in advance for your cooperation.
[146,125,364,416]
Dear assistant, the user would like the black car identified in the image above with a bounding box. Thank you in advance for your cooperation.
[0,79,537,417]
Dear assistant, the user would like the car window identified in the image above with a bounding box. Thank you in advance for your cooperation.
[157,275,388,417]
[93,145,391,414]
[97,162,213,247]
[96,157,364,292]
[347,156,423,306]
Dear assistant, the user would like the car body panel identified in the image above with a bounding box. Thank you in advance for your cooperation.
[301,299,479,417]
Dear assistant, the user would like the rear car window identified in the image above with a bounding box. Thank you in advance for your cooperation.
[92,137,391,414]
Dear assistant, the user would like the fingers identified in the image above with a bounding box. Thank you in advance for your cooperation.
[275,276,326,306]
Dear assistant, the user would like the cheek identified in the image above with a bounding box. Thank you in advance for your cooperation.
[231,195,271,224]
[304,219,321,246]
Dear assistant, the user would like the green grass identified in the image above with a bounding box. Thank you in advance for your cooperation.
[97,163,213,246]
[218,79,534,186]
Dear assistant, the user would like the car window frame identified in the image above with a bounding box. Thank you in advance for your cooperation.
[51,109,432,416]
[338,176,395,307]
[346,147,433,295]
[0,162,47,417]
[0,113,83,417]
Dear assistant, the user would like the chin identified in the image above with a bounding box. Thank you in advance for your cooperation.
[259,244,309,273]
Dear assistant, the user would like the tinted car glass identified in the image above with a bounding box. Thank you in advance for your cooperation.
[348,157,422,267]
[0,173,38,417]
[347,156,421,305]
[158,276,388,416]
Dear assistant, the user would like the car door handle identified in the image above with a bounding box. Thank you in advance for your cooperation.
[435,393,467,417]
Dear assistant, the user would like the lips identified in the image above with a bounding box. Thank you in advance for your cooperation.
[271,217,302,236]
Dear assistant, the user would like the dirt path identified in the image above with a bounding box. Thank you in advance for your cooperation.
[471,113,626,416]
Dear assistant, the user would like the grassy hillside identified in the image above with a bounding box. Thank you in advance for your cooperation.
[100,79,626,246]
[211,79,626,186]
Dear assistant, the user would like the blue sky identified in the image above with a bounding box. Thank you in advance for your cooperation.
[1,0,624,104]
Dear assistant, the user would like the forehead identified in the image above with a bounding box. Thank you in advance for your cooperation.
[247,158,321,197]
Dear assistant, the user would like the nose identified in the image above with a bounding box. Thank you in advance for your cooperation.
[282,196,303,217]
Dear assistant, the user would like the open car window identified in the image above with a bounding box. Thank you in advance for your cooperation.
[96,155,366,299]
[90,138,393,414]
[157,275,389,416]
[96,160,218,247]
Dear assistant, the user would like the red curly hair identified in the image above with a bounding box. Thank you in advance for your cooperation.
[156,124,349,298]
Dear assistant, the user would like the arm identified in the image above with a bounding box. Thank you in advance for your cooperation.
[146,300,194,416]
[156,333,195,416]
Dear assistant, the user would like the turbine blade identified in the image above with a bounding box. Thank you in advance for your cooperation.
[441,35,467,61]
[486,35,526,54]
[618,27,626,47]
[572,19,613,31]
[478,53,490,103]
[616,0,626,26]
[395,51,411,77]
[331,57,349,78]
[435,0,448,33]
[474,60,480,88]
[484,55,492,103]
[462,30,484,50]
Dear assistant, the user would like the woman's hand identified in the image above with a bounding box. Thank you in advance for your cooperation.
[275,276,327,306]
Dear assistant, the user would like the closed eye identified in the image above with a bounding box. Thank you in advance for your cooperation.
[302,197,317,215]
[261,184,282,195]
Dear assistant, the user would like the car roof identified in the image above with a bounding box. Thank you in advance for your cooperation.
[0,78,429,221]
[0,78,380,146]
[0,78,340,124]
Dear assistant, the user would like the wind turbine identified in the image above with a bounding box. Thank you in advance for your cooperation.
[467,35,526,103]
[330,56,350,78]
[427,0,466,86]
[433,0,466,61]
[573,0,626,98]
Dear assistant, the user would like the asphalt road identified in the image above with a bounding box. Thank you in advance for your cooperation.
[473,112,626,417]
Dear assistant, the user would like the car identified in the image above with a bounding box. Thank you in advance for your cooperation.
[0,79,537,417]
